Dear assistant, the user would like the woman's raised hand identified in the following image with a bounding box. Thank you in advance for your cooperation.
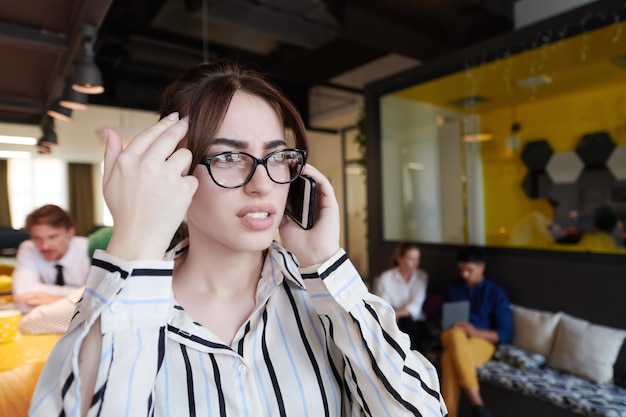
[279,164,341,268]
[103,113,198,261]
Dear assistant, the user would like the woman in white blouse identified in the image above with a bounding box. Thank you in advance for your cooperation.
[375,242,429,351]
[30,61,447,417]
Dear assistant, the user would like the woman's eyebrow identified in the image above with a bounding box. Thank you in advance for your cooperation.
[212,138,288,150]
[264,139,288,149]
[213,138,247,149]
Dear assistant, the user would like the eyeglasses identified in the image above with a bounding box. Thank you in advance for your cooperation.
[199,148,307,188]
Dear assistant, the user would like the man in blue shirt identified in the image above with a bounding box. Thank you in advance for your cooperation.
[441,247,512,417]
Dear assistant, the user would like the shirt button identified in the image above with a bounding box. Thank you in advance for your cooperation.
[106,272,120,284]
[110,301,123,313]
[238,364,247,374]
[339,291,349,300]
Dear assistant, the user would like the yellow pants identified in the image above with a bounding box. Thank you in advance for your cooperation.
[441,327,495,417]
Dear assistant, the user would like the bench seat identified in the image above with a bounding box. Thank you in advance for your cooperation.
[478,360,626,417]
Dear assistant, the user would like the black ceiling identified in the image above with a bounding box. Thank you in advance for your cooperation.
[0,0,514,128]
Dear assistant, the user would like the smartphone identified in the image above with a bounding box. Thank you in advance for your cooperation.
[285,174,317,230]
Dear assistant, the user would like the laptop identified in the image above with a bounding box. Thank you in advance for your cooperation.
[441,300,470,329]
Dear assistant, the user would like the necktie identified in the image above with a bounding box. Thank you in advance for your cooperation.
[54,264,65,286]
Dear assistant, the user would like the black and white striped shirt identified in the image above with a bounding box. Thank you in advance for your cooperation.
[30,241,447,417]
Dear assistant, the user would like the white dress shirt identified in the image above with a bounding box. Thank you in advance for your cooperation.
[375,267,429,321]
[30,241,447,417]
[19,287,84,334]
[12,236,90,302]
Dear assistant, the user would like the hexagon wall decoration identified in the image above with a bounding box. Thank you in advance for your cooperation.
[576,169,617,190]
[521,139,553,172]
[607,146,626,180]
[521,171,554,199]
[575,131,616,168]
[546,151,584,184]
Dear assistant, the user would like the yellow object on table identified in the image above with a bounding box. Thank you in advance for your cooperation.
[0,274,11,293]
[0,309,20,343]
[0,334,60,417]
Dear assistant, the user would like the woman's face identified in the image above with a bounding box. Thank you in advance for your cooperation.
[397,248,420,274]
[186,91,290,253]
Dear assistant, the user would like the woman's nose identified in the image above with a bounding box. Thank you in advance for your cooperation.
[244,164,274,194]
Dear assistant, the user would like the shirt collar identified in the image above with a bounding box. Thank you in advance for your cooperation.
[263,241,305,290]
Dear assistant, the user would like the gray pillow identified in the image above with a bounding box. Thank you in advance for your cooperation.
[548,313,626,383]
[511,304,561,356]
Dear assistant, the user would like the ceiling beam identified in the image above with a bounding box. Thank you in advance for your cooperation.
[342,2,453,60]
[0,94,42,113]
[0,22,66,51]
[186,0,341,49]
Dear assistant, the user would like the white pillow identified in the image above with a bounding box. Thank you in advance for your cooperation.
[548,313,626,383]
[510,304,561,356]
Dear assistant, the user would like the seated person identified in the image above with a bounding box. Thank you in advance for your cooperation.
[509,199,564,249]
[19,222,187,334]
[441,247,512,417]
[12,204,90,313]
[509,211,556,248]
[577,205,624,254]
[375,242,429,351]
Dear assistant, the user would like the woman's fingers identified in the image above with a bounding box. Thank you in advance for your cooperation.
[301,164,338,211]
[122,112,182,156]
[101,114,197,261]
[103,113,186,186]
[102,127,123,185]
[143,116,190,162]
[279,163,341,267]
[166,147,195,176]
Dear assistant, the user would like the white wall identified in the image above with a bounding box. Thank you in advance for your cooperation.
[0,105,159,163]
[380,95,477,245]
[307,130,345,249]
[380,95,442,242]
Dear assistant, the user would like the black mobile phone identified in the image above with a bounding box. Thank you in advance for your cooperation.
[285,174,317,230]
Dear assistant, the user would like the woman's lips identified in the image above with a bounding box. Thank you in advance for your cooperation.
[238,205,275,230]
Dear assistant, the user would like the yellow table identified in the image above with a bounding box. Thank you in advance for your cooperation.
[0,334,60,417]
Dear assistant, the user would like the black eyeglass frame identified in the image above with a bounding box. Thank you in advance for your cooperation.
[199,148,307,189]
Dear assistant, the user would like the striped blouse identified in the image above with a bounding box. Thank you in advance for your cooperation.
[30,241,447,417]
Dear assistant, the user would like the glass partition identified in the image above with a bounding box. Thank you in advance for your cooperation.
[380,18,626,254]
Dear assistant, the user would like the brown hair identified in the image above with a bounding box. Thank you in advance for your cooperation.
[390,242,420,267]
[25,204,74,232]
[159,60,308,173]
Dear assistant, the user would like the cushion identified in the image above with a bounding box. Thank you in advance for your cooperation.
[614,340,626,387]
[510,304,561,356]
[548,313,626,383]
[494,344,547,369]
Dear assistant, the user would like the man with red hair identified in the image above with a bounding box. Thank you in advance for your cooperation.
[12,204,89,313]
